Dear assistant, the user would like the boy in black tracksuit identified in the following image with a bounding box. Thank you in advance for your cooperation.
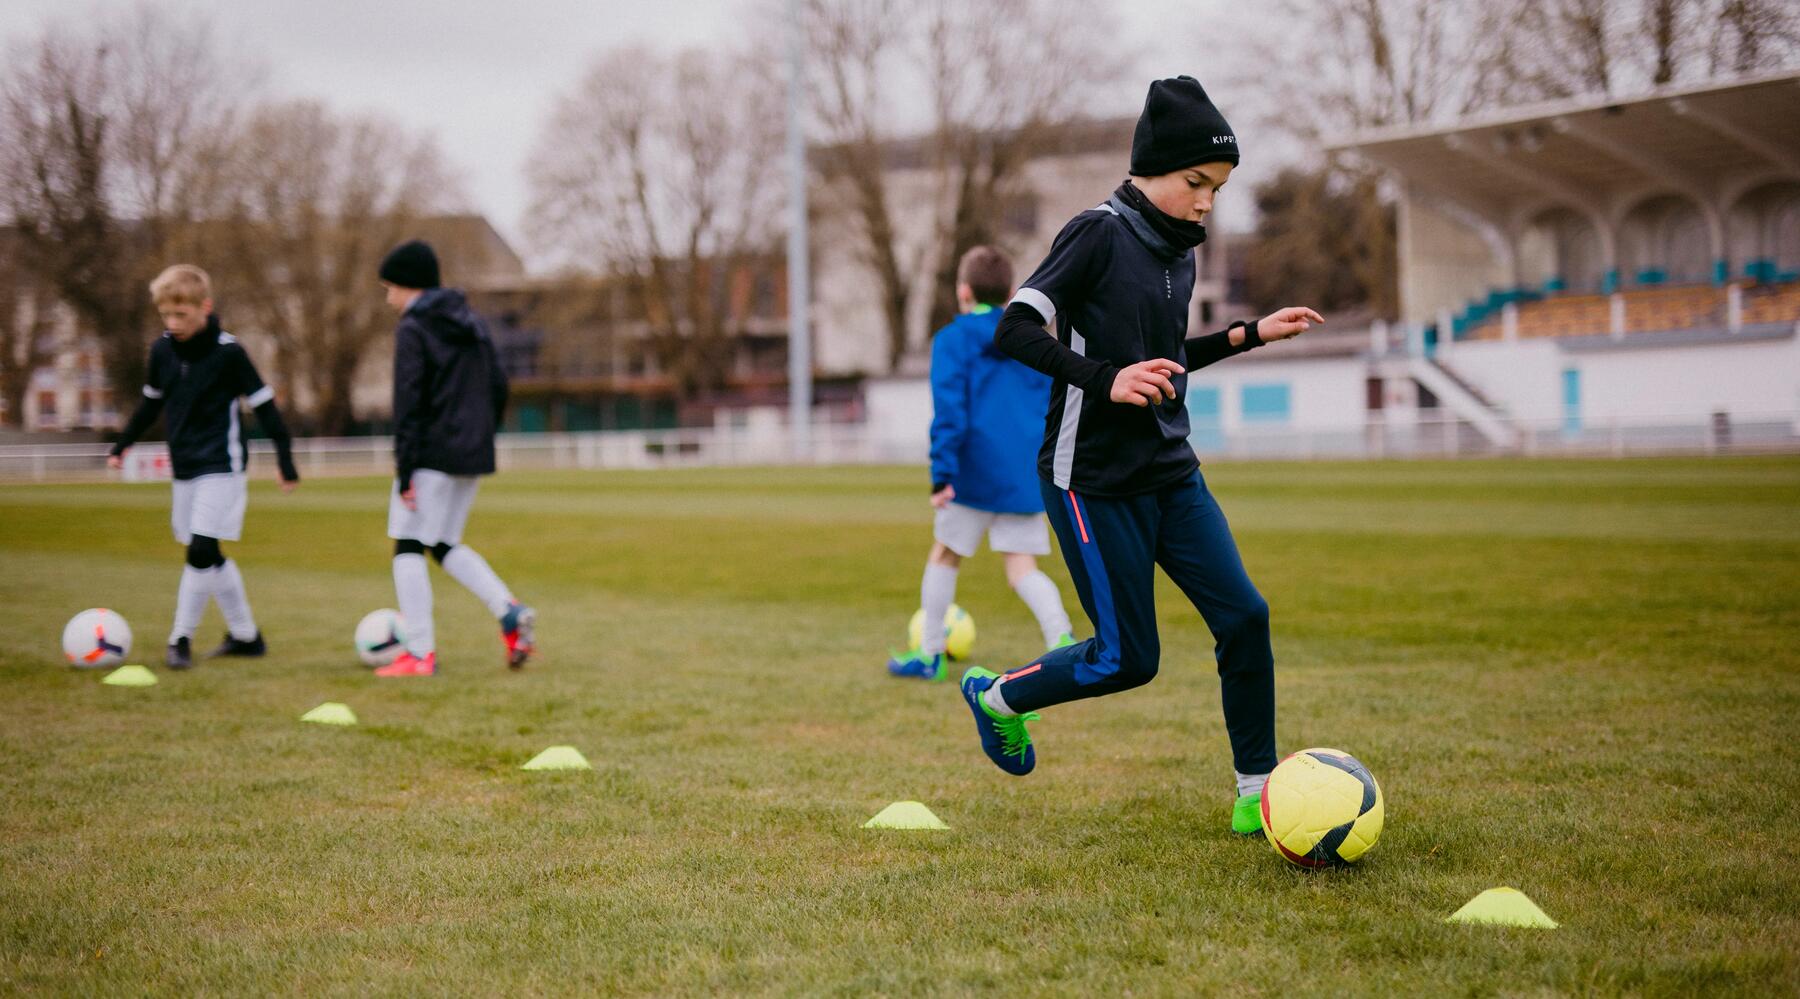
[373,240,535,677]
[958,77,1325,836]
[109,264,299,669]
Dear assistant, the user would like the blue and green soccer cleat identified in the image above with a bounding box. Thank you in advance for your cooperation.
[886,648,946,681]
[960,667,1039,775]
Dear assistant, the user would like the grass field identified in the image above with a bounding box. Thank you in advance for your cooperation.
[3,458,1798,996]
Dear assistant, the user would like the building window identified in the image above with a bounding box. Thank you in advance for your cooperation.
[1188,384,1223,451]
[1240,383,1291,424]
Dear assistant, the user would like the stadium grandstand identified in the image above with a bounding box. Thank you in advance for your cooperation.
[1171,69,1800,456]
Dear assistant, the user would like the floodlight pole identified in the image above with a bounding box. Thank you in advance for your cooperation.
[785,0,813,460]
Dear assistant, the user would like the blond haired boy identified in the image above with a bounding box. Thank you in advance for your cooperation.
[109,265,299,669]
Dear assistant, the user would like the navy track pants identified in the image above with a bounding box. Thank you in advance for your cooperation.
[993,470,1278,776]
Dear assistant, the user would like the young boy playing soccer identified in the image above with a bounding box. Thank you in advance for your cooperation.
[108,265,299,669]
[963,77,1325,836]
[373,239,535,678]
[887,246,1073,681]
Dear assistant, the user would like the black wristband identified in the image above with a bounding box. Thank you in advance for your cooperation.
[931,480,949,495]
[1228,320,1264,350]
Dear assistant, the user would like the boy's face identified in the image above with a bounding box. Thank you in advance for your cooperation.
[158,299,213,340]
[1137,161,1235,224]
[383,281,420,313]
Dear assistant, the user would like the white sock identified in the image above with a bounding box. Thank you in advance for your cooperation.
[1012,570,1072,648]
[169,565,217,643]
[1236,770,1271,798]
[982,678,1017,717]
[393,553,434,655]
[918,561,958,656]
[212,559,258,641]
[441,545,515,618]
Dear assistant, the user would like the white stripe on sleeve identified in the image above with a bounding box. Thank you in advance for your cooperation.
[245,385,275,407]
[1010,287,1056,327]
[143,385,163,399]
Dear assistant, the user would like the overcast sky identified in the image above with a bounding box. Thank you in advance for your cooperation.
[1,0,1264,268]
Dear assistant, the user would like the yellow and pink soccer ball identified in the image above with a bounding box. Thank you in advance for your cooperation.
[1259,747,1385,867]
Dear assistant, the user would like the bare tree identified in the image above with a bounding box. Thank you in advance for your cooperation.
[1246,166,1397,318]
[0,9,249,406]
[526,46,784,397]
[0,232,55,429]
[805,0,912,371]
[915,0,1123,333]
[210,100,455,434]
[1708,0,1800,75]
[804,0,1121,370]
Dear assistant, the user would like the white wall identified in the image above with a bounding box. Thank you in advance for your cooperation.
[1445,332,1800,424]
[1189,356,1370,432]
[1438,339,1566,420]
[1576,336,1800,423]
[862,377,932,461]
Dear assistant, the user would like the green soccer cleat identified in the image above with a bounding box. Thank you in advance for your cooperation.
[886,647,947,681]
[1233,791,1265,837]
[1050,632,1077,651]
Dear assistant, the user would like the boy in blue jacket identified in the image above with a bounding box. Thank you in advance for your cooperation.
[887,246,1073,682]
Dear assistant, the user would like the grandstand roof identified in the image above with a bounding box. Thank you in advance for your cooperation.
[1327,70,1800,220]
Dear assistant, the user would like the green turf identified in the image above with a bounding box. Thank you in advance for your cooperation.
[2,459,1798,995]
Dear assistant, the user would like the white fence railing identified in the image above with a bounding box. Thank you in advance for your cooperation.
[0,412,1795,483]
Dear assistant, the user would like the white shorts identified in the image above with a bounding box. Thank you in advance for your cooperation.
[933,501,1051,558]
[171,473,248,544]
[388,469,480,547]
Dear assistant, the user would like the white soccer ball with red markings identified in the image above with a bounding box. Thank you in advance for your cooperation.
[354,608,408,667]
[63,608,132,669]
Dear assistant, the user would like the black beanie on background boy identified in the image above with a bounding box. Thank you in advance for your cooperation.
[379,240,441,290]
[1130,75,1239,175]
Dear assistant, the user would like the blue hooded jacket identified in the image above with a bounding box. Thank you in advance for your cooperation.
[928,306,1053,515]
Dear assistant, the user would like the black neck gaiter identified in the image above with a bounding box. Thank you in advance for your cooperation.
[1111,180,1207,261]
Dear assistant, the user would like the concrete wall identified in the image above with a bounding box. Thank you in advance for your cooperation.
[1398,193,1511,327]
[1445,332,1800,424]
[1187,355,1370,433]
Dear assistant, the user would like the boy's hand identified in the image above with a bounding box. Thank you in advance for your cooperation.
[1110,358,1184,407]
[280,476,299,494]
[931,484,955,509]
[106,453,124,470]
[400,486,418,511]
[1255,307,1325,343]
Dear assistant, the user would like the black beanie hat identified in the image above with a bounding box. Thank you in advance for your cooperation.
[379,240,441,290]
[1130,76,1240,176]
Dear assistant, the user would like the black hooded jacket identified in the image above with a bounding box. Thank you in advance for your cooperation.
[392,288,508,490]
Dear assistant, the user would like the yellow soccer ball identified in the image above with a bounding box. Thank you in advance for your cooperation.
[908,604,976,661]
[1259,747,1384,867]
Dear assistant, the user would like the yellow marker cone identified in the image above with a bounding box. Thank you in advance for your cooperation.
[863,801,949,830]
[300,702,358,726]
[521,746,592,771]
[102,665,157,687]
[1446,887,1559,928]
